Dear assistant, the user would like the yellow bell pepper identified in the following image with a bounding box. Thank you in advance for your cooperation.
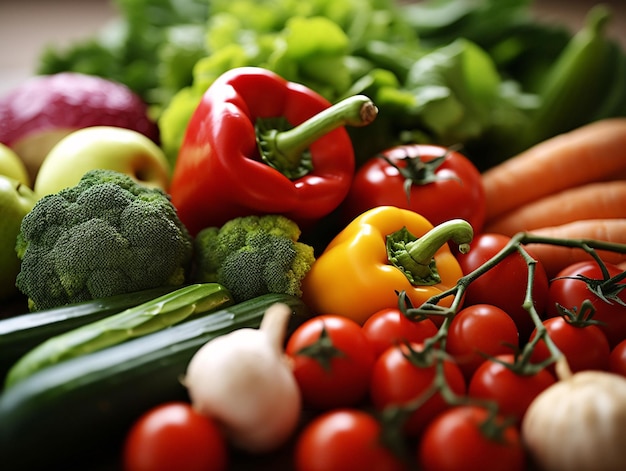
[301,206,473,324]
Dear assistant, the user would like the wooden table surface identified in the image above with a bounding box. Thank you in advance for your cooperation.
[1,0,625,96]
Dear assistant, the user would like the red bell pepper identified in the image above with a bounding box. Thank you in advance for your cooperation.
[169,67,377,236]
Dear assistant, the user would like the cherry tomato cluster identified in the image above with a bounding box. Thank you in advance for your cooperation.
[286,232,626,471]
[121,232,626,471]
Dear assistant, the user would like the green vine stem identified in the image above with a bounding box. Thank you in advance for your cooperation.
[385,231,626,444]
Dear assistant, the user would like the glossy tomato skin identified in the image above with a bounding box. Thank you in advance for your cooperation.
[610,339,626,377]
[456,233,549,342]
[528,316,611,374]
[362,307,439,358]
[286,315,376,410]
[294,409,409,471]
[418,406,526,471]
[341,144,486,232]
[547,261,626,348]
[446,304,519,381]
[369,342,466,436]
[123,402,227,471]
[468,354,555,424]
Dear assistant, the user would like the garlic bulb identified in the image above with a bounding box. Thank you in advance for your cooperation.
[522,358,626,471]
[184,302,301,453]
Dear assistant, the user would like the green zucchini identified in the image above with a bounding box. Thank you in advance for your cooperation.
[0,293,311,470]
[0,285,178,381]
[4,283,234,389]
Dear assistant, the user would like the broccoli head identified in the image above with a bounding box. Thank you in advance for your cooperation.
[15,169,193,311]
[193,214,315,302]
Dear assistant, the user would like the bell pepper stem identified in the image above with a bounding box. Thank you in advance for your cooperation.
[407,219,474,262]
[387,219,474,285]
[257,95,377,178]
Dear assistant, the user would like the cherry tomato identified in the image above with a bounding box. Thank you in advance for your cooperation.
[446,304,519,381]
[456,233,549,342]
[123,402,227,471]
[369,342,466,436]
[294,409,408,471]
[610,339,626,377]
[468,354,555,424]
[362,307,439,358]
[341,144,486,232]
[418,406,526,471]
[547,261,626,348]
[286,315,376,410]
[528,316,610,374]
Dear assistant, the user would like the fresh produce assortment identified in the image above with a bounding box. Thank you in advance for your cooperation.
[0,0,626,470]
[0,73,160,184]
[34,0,626,171]
[0,294,312,469]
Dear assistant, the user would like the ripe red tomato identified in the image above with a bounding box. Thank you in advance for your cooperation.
[341,144,486,232]
[294,409,408,471]
[369,342,466,436]
[547,261,626,348]
[123,402,227,471]
[446,304,519,381]
[362,307,439,358]
[610,339,626,377]
[286,315,376,410]
[468,354,555,424]
[456,233,549,342]
[418,406,526,471]
[528,316,610,374]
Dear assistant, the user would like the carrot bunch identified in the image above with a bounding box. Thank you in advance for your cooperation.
[481,118,626,277]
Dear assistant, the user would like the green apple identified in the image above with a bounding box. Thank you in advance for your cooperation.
[34,126,171,197]
[0,175,37,301]
[0,143,30,187]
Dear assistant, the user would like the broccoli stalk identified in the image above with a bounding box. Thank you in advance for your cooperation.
[15,169,193,311]
[193,215,315,303]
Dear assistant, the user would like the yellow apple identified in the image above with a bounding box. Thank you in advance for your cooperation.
[0,175,37,301]
[0,143,30,187]
[34,126,171,197]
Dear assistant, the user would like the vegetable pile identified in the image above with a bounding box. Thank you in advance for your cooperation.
[37,0,626,170]
[0,0,626,470]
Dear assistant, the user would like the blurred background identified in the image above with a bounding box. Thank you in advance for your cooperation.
[1,0,625,95]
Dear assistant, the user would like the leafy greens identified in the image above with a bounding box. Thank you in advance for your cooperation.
[37,0,626,171]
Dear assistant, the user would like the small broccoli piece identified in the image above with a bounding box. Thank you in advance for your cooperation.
[193,214,315,302]
[15,169,193,311]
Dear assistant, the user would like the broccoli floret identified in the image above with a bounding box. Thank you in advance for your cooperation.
[15,169,193,311]
[193,214,315,302]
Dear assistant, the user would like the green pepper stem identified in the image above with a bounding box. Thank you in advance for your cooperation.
[387,219,474,285]
[257,95,377,178]
[406,219,474,264]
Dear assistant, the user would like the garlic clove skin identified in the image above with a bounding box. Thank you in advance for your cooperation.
[522,370,626,471]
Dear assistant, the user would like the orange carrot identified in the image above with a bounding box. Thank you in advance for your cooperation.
[482,118,626,223]
[485,181,626,236]
[524,218,626,278]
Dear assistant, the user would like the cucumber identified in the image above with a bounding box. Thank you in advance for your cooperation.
[0,285,178,381]
[4,283,234,389]
[0,293,311,470]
